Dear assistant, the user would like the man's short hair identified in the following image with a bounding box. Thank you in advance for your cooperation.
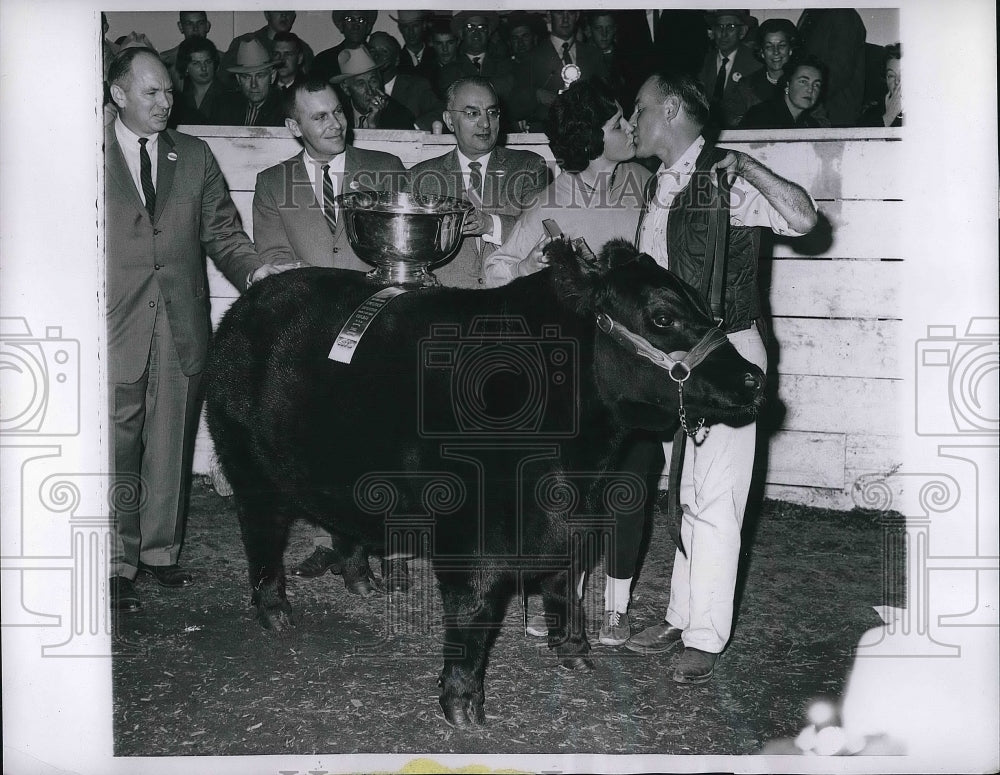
[884,42,901,61]
[648,72,711,126]
[272,30,303,54]
[281,73,341,121]
[176,36,220,76]
[107,46,159,90]
[444,76,497,109]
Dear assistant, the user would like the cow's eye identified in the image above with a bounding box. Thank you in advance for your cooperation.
[652,314,673,329]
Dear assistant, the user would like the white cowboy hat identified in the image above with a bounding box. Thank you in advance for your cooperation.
[227,37,276,74]
[330,46,380,83]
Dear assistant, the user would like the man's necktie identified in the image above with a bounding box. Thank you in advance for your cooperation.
[138,137,155,220]
[561,41,573,66]
[321,164,337,235]
[467,161,483,209]
[713,56,729,101]
[472,55,482,72]
[358,113,369,128]
[246,102,260,126]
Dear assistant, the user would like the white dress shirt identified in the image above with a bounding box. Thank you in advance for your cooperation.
[302,148,346,220]
[114,117,158,208]
[455,148,501,245]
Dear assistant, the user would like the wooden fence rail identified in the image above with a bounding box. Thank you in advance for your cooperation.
[190,126,903,510]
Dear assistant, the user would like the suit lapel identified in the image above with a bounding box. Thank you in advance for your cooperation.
[154,130,178,223]
[105,126,147,217]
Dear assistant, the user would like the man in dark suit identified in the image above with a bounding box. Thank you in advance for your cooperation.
[437,12,514,105]
[252,75,409,590]
[613,9,710,81]
[519,10,608,130]
[392,9,437,81]
[312,10,378,83]
[367,31,443,131]
[105,48,287,613]
[214,37,285,127]
[331,46,416,130]
[408,76,550,288]
[696,10,762,128]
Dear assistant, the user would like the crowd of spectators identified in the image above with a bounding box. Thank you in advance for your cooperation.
[103,9,901,134]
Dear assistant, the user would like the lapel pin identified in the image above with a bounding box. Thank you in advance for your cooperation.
[167,151,178,161]
[349,181,360,190]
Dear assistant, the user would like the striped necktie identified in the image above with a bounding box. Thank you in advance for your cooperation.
[321,164,337,234]
[138,137,155,220]
[467,161,483,209]
[561,41,573,66]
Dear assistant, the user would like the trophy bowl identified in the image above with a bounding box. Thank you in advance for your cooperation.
[337,190,473,288]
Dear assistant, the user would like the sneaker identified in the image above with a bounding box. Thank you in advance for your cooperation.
[599,611,631,646]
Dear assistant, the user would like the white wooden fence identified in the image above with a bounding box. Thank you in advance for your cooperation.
[191,126,903,510]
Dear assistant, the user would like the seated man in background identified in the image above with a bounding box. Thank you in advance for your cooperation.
[312,10,378,83]
[331,47,417,130]
[697,10,762,128]
[393,10,437,80]
[220,10,314,88]
[367,31,443,131]
[428,20,460,98]
[408,76,550,288]
[438,12,513,105]
[252,75,411,593]
[214,37,285,127]
[272,31,307,90]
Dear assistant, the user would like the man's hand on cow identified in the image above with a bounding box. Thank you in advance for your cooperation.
[462,207,494,237]
[247,261,304,289]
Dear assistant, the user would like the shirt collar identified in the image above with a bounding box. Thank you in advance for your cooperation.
[550,34,574,52]
[303,147,346,180]
[115,115,159,149]
[456,148,492,172]
[659,135,705,177]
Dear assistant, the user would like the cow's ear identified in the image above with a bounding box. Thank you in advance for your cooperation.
[600,239,641,271]
[547,237,602,313]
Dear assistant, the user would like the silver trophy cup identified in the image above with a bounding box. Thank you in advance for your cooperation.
[337,191,472,288]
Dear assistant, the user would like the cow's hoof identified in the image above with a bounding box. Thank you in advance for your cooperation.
[559,655,594,671]
[257,601,295,632]
[440,696,486,729]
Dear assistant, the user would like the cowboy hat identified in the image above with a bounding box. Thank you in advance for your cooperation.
[331,10,378,29]
[390,10,430,24]
[704,9,752,26]
[227,36,275,73]
[450,10,499,37]
[330,46,380,83]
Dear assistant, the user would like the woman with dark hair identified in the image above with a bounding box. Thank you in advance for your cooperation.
[169,37,225,127]
[483,79,653,648]
[735,17,798,112]
[859,43,902,127]
[739,55,831,129]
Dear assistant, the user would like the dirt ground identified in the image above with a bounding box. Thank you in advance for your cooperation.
[113,480,903,758]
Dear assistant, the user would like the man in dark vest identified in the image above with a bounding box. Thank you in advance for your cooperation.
[624,72,817,684]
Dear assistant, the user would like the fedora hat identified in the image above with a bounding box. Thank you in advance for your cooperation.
[451,10,499,37]
[390,10,429,24]
[227,36,275,73]
[330,46,380,83]
[331,10,378,29]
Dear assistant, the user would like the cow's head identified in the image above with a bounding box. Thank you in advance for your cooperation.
[546,237,765,432]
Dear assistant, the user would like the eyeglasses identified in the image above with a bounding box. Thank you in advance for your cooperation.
[713,23,742,32]
[447,107,501,121]
[342,15,369,24]
[464,23,489,32]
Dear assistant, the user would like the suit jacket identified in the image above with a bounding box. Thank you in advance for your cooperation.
[211,89,286,127]
[252,146,407,272]
[407,146,550,288]
[437,52,515,102]
[523,39,608,126]
[614,10,709,79]
[388,72,443,131]
[697,45,762,128]
[398,44,438,82]
[105,125,260,382]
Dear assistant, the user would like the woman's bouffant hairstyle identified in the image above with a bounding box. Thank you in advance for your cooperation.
[756,17,798,54]
[176,36,220,79]
[779,54,829,91]
[545,79,619,173]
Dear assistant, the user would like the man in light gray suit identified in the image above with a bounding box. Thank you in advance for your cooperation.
[252,74,410,593]
[105,48,286,613]
[408,76,550,288]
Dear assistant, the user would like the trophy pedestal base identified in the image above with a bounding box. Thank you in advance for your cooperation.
[366,263,440,289]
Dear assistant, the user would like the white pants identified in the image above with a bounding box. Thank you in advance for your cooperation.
[663,327,767,653]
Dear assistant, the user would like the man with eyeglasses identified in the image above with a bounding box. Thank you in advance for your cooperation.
[312,10,378,84]
[408,76,550,288]
[437,12,514,105]
[696,9,761,128]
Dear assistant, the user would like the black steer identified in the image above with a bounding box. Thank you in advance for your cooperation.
[205,238,765,727]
